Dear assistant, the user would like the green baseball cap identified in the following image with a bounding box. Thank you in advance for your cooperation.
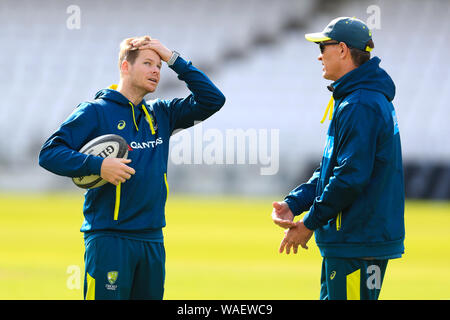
[305,17,373,52]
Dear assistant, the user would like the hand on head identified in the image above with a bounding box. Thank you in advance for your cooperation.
[129,36,173,62]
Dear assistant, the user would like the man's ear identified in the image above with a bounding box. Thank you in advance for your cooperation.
[121,60,130,75]
[339,42,350,59]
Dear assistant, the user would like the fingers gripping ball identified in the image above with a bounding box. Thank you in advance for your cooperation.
[72,134,128,189]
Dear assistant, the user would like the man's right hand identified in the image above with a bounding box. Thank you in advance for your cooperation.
[271,201,296,229]
[100,158,136,186]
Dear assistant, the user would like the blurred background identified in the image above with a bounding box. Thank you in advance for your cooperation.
[0,0,449,198]
[0,0,449,300]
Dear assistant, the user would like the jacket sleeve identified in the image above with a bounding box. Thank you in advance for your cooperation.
[302,103,380,230]
[164,56,226,134]
[38,103,104,177]
[284,165,321,216]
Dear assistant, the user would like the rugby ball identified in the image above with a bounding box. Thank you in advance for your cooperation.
[72,134,128,189]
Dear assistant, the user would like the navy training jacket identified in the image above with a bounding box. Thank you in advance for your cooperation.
[39,56,225,241]
[285,57,405,258]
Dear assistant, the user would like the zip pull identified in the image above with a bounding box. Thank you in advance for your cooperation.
[336,212,342,231]
[320,96,335,123]
[129,102,139,131]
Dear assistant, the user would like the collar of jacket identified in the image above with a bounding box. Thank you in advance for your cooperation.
[327,56,395,102]
[94,85,146,109]
[94,85,153,132]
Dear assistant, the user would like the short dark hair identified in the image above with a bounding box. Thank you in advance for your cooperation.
[350,39,374,67]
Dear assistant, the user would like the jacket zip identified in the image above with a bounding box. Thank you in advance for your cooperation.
[164,173,169,199]
[114,182,121,221]
[112,92,157,221]
[336,211,342,231]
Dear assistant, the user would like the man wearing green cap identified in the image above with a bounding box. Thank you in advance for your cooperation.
[271,17,405,300]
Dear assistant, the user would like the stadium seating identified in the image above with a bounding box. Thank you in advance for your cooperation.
[0,0,448,198]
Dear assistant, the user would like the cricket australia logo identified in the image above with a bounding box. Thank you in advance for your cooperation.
[105,271,118,291]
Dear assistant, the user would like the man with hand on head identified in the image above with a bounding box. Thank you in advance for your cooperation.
[39,36,225,300]
[271,17,405,300]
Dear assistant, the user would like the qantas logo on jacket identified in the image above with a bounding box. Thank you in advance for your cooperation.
[129,137,163,150]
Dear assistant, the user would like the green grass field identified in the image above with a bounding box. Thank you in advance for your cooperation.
[0,193,449,300]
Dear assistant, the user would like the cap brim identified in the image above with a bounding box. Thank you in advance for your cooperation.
[305,32,332,43]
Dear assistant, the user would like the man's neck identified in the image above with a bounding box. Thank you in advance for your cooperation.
[117,81,147,106]
[333,62,357,82]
